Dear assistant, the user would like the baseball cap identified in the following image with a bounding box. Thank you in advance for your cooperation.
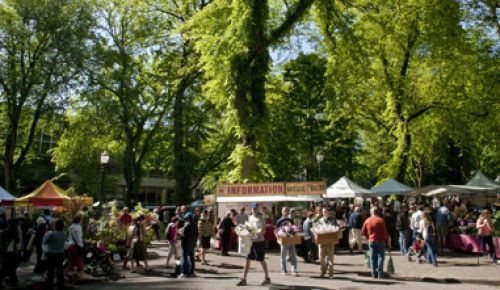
[184,212,194,219]
[251,202,259,209]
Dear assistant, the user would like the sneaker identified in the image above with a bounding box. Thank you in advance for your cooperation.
[236,279,247,286]
[320,272,325,278]
[260,277,271,286]
[178,274,186,279]
[281,271,288,276]
[291,272,299,277]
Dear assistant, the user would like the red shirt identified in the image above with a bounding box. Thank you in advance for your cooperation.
[118,213,132,226]
[362,216,388,244]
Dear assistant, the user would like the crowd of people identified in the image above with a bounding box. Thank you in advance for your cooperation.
[0,196,497,289]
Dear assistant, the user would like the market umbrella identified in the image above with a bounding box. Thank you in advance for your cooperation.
[190,199,205,208]
[371,178,413,197]
[0,186,16,206]
[323,176,377,199]
[15,180,71,207]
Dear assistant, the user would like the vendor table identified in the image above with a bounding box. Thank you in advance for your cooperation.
[447,233,500,258]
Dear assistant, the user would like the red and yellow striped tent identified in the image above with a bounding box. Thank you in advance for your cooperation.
[16,180,71,207]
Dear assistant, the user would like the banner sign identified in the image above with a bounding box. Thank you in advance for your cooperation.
[216,181,326,197]
[285,182,326,195]
[216,183,285,196]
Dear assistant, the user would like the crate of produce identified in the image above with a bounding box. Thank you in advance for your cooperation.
[313,231,341,245]
[276,234,303,245]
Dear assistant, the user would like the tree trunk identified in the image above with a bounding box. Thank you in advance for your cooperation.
[173,76,191,205]
[3,115,19,192]
[396,122,411,182]
[123,135,135,206]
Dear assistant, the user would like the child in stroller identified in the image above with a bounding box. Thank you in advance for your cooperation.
[85,240,114,276]
[407,234,426,263]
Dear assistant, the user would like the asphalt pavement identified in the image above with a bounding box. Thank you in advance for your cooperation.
[12,240,500,290]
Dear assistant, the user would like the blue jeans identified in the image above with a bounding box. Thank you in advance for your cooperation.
[368,242,385,278]
[412,228,418,243]
[181,246,195,275]
[399,230,409,254]
[280,244,297,273]
[424,236,438,265]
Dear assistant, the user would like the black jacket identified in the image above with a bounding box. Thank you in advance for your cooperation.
[181,220,198,249]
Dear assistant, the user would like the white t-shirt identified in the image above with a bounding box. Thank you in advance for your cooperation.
[248,213,265,242]
[411,210,423,230]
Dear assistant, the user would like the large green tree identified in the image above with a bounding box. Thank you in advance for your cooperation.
[84,0,173,204]
[186,0,315,182]
[0,0,92,192]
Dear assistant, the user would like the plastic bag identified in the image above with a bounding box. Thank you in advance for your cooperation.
[387,253,395,273]
[363,252,370,269]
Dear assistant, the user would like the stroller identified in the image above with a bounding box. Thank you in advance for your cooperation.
[84,244,115,277]
[407,236,425,263]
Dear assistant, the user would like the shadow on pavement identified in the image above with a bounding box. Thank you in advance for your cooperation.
[214,263,244,270]
[269,284,332,290]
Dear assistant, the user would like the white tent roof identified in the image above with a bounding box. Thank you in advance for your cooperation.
[411,185,469,197]
[0,186,15,202]
[464,171,500,189]
[324,176,377,199]
[371,178,413,196]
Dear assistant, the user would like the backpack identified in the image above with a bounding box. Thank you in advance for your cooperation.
[166,223,173,241]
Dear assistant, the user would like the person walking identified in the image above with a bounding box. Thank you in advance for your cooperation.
[33,217,49,274]
[165,217,180,268]
[276,206,298,276]
[362,207,390,279]
[318,207,336,278]
[420,212,438,267]
[435,200,451,253]
[396,205,410,255]
[302,211,315,263]
[236,203,271,287]
[218,211,235,256]
[0,219,23,288]
[410,205,423,243]
[476,209,497,263]
[198,212,213,265]
[348,206,363,253]
[129,215,151,273]
[179,212,197,278]
[44,219,66,290]
[67,216,84,280]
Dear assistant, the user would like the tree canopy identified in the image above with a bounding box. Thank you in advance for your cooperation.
[1,0,498,202]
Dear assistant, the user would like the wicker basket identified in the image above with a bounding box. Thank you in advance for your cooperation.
[276,234,303,245]
[313,231,341,245]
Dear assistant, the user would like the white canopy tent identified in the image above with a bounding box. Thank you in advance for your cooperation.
[323,176,377,199]
[411,171,499,198]
[371,178,413,197]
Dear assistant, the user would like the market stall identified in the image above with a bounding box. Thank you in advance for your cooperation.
[15,180,71,207]
[447,233,500,258]
[371,178,413,197]
[323,176,377,199]
[215,181,326,251]
[0,186,15,206]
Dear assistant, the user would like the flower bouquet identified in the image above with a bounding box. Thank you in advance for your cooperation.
[235,222,262,241]
[275,225,304,245]
[312,224,341,245]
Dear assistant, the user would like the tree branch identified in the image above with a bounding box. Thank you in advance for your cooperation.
[268,0,315,45]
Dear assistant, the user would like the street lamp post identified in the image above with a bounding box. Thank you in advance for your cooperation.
[100,151,110,203]
[316,152,325,181]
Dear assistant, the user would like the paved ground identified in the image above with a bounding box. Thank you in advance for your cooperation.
[12,241,500,290]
